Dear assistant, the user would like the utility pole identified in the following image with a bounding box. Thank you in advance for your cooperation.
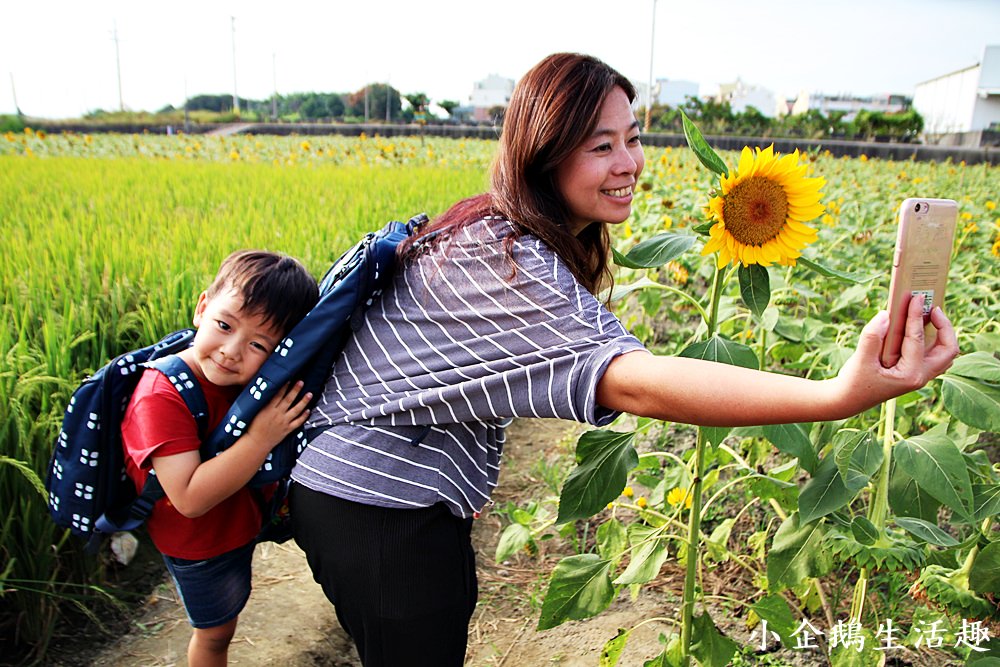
[183,78,190,131]
[385,77,391,122]
[113,21,124,112]
[9,72,22,116]
[364,84,369,123]
[231,16,240,115]
[645,0,658,132]
[271,52,278,121]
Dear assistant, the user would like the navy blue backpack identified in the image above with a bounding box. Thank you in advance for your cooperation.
[46,213,428,549]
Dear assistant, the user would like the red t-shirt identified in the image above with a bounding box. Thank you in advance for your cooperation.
[122,368,262,559]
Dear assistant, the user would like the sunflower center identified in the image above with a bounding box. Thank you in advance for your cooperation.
[722,176,789,246]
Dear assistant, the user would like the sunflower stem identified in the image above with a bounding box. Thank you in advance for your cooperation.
[757,326,767,371]
[851,398,897,625]
[707,265,725,334]
[680,427,708,666]
[868,398,896,531]
[849,566,868,623]
[679,264,726,665]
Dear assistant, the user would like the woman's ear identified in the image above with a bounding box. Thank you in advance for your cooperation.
[192,291,209,327]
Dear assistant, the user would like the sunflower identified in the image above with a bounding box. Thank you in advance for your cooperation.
[701,145,825,268]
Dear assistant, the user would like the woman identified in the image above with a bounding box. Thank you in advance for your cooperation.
[290,53,957,666]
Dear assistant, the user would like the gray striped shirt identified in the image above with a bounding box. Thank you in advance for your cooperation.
[291,216,647,517]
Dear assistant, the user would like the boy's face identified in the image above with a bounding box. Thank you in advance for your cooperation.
[185,289,283,388]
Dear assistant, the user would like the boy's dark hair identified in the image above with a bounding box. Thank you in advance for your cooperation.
[206,250,318,336]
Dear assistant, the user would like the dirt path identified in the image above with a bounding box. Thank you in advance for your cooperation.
[84,419,672,666]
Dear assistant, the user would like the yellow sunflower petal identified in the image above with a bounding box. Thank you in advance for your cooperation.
[786,219,819,235]
[717,244,732,267]
[737,146,755,178]
[702,235,724,254]
[788,204,826,221]
[760,242,782,264]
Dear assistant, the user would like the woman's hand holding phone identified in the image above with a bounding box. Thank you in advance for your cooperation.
[832,277,959,416]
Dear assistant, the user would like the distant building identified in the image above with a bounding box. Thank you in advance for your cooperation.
[653,78,699,107]
[715,78,779,117]
[913,45,1000,145]
[469,74,514,123]
[789,92,909,121]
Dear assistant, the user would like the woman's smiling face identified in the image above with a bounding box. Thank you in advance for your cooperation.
[554,86,645,236]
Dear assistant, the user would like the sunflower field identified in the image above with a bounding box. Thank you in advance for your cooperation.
[1,128,998,665]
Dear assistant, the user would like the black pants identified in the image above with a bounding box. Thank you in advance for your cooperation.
[291,484,478,667]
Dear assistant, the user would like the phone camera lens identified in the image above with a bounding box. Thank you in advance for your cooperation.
[914,202,924,213]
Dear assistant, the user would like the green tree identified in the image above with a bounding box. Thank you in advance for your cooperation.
[346,83,402,122]
[732,106,771,136]
[437,99,460,118]
[405,92,430,112]
[779,109,830,139]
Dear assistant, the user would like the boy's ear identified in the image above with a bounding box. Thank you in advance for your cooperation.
[192,292,209,327]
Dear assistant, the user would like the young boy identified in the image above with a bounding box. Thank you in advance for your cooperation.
[122,250,318,667]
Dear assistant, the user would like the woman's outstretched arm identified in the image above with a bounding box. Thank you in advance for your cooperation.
[596,295,959,427]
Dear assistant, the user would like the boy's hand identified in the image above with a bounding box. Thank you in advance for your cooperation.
[245,381,313,449]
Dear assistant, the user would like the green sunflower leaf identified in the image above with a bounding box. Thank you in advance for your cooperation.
[690,613,739,667]
[749,595,796,645]
[614,524,668,585]
[799,454,856,523]
[974,484,1000,522]
[738,264,771,317]
[889,467,941,523]
[833,429,881,491]
[600,628,630,667]
[680,110,729,177]
[795,255,877,284]
[970,542,1000,595]
[829,627,881,667]
[596,518,628,568]
[495,523,532,563]
[693,220,715,236]
[851,517,879,545]
[557,430,638,524]
[895,432,974,522]
[762,422,818,474]
[949,351,1000,383]
[895,516,959,547]
[679,335,759,369]
[605,276,663,303]
[767,513,833,592]
[615,233,696,269]
[537,554,616,630]
[941,373,1000,432]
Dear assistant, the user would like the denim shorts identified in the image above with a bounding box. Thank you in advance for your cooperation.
[162,541,255,629]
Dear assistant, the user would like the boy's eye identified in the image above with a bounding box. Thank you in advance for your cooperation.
[250,342,270,353]
[216,320,231,331]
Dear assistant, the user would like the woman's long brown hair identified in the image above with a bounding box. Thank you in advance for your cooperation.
[400,53,637,296]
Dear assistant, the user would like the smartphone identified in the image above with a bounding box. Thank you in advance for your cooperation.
[880,198,958,367]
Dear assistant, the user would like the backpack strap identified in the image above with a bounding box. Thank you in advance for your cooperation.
[90,356,209,544]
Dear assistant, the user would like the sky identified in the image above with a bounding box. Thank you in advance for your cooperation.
[2,0,998,119]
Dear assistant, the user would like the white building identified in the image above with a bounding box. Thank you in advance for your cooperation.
[789,92,909,121]
[652,78,699,107]
[469,74,514,122]
[716,78,779,117]
[913,45,1000,144]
